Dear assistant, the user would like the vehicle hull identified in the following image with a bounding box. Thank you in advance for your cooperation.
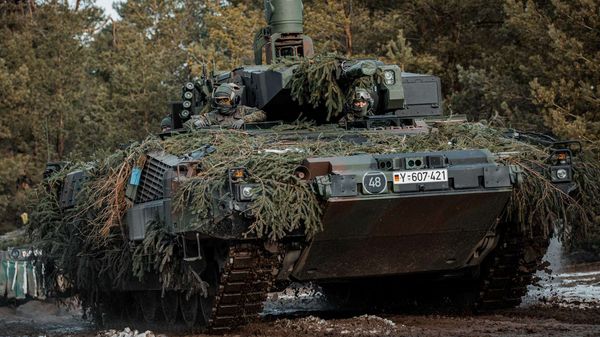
[291,189,511,281]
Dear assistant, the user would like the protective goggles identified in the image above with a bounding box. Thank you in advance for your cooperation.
[215,97,232,107]
[353,100,368,108]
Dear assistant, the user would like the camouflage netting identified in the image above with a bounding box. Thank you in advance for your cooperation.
[288,54,384,121]
[26,123,600,314]
[567,156,600,251]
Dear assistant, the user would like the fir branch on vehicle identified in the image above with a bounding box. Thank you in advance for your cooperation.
[25,122,600,316]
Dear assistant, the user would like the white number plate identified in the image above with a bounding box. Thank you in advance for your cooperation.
[393,169,448,185]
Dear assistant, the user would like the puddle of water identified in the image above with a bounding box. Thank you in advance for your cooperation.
[263,283,331,316]
[523,238,600,308]
[559,271,600,279]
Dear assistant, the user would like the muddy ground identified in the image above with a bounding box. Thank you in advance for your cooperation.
[2,240,600,337]
[2,296,600,337]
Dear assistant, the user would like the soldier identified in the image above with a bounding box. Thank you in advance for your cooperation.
[339,88,375,124]
[194,83,267,129]
[160,115,173,132]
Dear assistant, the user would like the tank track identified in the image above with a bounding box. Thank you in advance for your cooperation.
[95,241,282,333]
[476,226,548,311]
[209,242,281,332]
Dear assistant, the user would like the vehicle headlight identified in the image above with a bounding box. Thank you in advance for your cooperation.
[183,101,192,108]
[180,110,191,119]
[236,183,258,202]
[185,82,195,90]
[556,169,568,180]
[551,166,571,182]
[184,91,194,100]
[242,186,254,199]
[384,70,396,85]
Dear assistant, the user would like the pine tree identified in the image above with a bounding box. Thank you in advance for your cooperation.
[91,0,203,141]
[383,30,441,74]
[188,1,263,71]
[504,0,600,140]
[0,1,104,231]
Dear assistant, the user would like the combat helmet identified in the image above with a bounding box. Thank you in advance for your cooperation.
[212,83,242,114]
[160,115,172,132]
[349,88,375,116]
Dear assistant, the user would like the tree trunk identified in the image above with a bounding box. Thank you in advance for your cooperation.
[57,110,65,160]
[344,22,353,56]
[344,0,353,56]
[56,83,65,160]
[112,20,118,49]
[27,0,36,16]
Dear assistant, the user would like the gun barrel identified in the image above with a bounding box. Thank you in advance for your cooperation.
[264,0,304,34]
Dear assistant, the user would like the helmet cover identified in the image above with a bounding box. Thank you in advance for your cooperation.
[349,88,374,116]
[213,83,241,114]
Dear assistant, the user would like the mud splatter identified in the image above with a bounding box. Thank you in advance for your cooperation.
[2,239,600,337]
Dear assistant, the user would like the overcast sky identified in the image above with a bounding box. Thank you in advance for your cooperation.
[96,0,118,18]
[68,0,119,19]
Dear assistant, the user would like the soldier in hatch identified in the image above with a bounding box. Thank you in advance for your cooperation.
[160,115,173,132]
[193,83,267,129]
[338,88,375,125]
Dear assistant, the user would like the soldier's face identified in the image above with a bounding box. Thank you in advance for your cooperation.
[354,101,367,109]
[216,97,232,107]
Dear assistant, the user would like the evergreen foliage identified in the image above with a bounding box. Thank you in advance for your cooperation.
[0,0,598,252]
[288,55,383,120]
[189,1,263,70]
[26,123,600,311]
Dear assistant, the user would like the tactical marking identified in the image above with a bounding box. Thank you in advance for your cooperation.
[362,172,387,194]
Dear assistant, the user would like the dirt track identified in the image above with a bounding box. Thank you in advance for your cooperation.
[245,307,600,337]
[2,303,600,337]
[2,245,600,337]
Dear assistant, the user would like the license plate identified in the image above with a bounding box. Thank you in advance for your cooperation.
[393,169,448,185]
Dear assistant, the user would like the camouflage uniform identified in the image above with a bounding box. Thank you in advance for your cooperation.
[338,88,375,125]
[160,115,173,132]
[338,110,365,124]
[193,83,267,129]
[197,106,267,129]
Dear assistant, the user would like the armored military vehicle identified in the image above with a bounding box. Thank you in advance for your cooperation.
[0,245,45,304]
[39,0,579,332]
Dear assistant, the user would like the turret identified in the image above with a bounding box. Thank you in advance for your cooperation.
[253,0,314,65]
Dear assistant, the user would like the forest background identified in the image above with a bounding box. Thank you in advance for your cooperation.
[0,0,598,239]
